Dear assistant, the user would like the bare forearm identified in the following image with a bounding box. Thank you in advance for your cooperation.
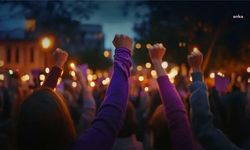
[152,60,166,77]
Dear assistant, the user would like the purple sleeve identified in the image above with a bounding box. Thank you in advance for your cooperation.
[42,66,62,89]
[74,48,132,150]
[157,75,195,150]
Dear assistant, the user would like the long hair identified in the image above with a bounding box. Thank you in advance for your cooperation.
[17,87,76,150]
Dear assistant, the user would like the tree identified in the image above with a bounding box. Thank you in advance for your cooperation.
[128,1,250,73]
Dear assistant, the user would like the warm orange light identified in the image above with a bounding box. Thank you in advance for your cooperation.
[90,81,95,87]
[41,37,51,49]
[70,62,76,69]
[135,43,142,49]
[104,50,110,58]
[136,65,142,71]
[209,72,215,79]
[247,67,250,73]
[138,75,144,82]
[145,62,151,69]
[72,81,77,88]
[146,43,152,49]
[193,47,199,53]
[45,67,50,74]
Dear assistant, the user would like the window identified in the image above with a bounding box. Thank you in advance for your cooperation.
[30,47,34,63]
[6,47,11,63]
[15,47,19,63]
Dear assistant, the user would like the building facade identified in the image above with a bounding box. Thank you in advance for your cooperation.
[0,39,52,73]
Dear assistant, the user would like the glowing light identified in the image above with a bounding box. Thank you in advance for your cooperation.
[9,70,13,75]
[104,50,110,58]
[45,67,50,74]
[144,87,149,92]
[0,60,4,67]
[135,43,141,49]
[168,67,178,78]
[70,63,76,69]
[87,74,93,81]
[102,77,110,85]
[248,78,250,83]
[0,74,4,80]
[145,62,151,69]
[57,77,62,85]
[138,76,144,82]
[161,61,168,69]
[40,81,44,86]
[70,71,76,77]
[97,72,102,78]
[87,69,93,74]
[105,77,110,84]
[41,37,51,49]
[247,67,250,73]
[21,74,30,82]
[209,72,215,79]
[93,74,97,80]
[179,42,182,47]
[182,42,186,47]
[151,70,157,78]
[146,43,153,49]
[90,81,95,87]
[103,72,109,78]
[39,74,45,81]
[136,65,142,71]
[170,78,175,83]
[217,72,224,77]
[189,76,193,82]
[72,81,77,88]
[193,47,199,53]
[102,80,107,85]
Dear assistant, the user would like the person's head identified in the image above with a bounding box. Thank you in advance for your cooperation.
[17,87,76,150]
[118,101,137,138]
[150,105,171,149]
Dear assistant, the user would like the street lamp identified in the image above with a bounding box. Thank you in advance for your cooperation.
[41,37,51,49]
[41,37,51,68]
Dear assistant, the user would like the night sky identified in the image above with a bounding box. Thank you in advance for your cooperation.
[0,1,249,49]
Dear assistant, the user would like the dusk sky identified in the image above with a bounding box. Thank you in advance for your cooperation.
[81,1,138,49]
[0,1,143,49]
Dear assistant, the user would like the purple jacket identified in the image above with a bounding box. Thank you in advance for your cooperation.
[74,48,132,150]
[157,75,195,150]
[43,48,131,150]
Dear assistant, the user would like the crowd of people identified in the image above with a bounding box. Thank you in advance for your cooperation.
[0,34,250,150]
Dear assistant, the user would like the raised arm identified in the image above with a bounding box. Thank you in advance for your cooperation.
[188,50,240,150]
[148,43,195,150]
[42,48,68,89]
[74,34,133,150]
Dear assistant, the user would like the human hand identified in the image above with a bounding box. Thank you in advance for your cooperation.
[53,48,68,69]
[187,50,203,72]
[112,34,133,52]
[148,43,166,63]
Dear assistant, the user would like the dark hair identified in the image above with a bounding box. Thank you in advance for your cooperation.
[17,87,76,150]
[118,101,137,138]
[150,105,171,149]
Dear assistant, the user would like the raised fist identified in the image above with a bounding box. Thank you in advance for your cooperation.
[148,43,166,62]
[53,48,68,68]
[112,34,133,51]
[187,50,203,72]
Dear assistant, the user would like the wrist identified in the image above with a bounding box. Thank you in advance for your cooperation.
[152,59,162,66]
[55,62,64,69]
[192,67,202,73]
